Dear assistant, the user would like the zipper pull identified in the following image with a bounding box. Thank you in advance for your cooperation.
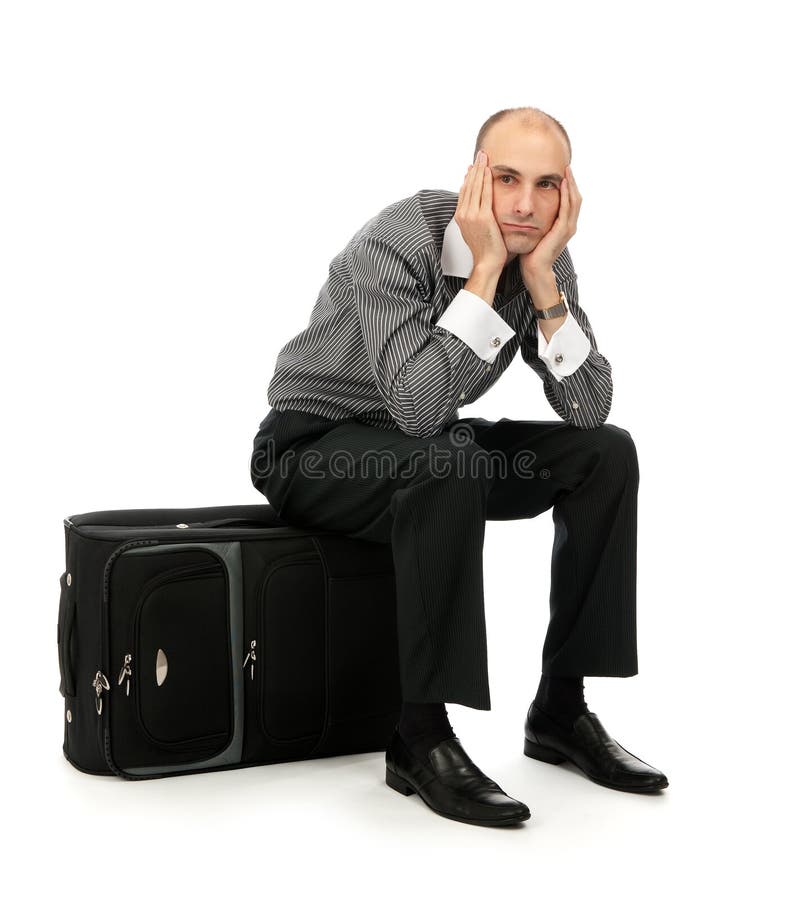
[92,670,110,715]
[117,653,132,696]
[242,639,256,681]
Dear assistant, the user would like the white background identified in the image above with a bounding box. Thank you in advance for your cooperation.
[2,0,795,896]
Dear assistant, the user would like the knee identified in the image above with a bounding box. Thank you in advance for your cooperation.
[601,422,635,445]
[250,443,273,493]
[596,424,638,478]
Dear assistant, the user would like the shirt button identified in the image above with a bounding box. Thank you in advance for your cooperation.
[459,391,466,401]
[555,353,563,363]
[490,336,501,347]
[571,400,580,409]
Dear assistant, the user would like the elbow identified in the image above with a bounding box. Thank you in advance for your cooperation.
[571,388,613,430]
[573,412,609,430]
[401,420,447,439]
[390,408,446,439]
[383,373,452,439]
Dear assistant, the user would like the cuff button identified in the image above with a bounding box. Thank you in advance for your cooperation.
[490,336,501,347]
[555,353,563,363]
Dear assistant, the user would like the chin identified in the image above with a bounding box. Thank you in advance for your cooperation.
[506,234,538,251]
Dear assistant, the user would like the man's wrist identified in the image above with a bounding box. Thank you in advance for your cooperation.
[526,268,562,312]
[524,268,568,343]
[524,263,556,288]
[465,263,503,307]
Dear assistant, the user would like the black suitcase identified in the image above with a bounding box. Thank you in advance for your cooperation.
[57,503,402,779]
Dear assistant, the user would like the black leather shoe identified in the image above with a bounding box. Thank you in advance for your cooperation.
[524,702,669,793]
[385,728,531,827]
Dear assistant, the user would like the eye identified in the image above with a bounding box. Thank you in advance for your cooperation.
[498,175,557,188]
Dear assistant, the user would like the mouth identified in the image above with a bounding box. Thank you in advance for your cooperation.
[504,223,538,230]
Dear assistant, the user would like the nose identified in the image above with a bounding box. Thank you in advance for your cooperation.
[513,186,536,219]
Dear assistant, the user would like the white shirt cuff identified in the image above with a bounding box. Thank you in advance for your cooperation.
[537,309,591,382]
[434,289,516,363]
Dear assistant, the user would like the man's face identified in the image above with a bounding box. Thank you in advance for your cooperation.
[479,119,570,264]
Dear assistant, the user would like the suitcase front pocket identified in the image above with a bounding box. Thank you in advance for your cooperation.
[107,548,235,772]
[254,553,326,747]
[134,561,229,748]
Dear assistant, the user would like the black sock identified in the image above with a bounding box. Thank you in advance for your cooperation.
[398,700,456,759]
[534,674,589,729]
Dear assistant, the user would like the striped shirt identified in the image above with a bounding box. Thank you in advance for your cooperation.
[264,188,612,436]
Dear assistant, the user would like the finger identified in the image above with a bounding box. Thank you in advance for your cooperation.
[562,170,580,230]
[458,163,475,212]
[481,162,493,215]
[559,175,570,220]
[564,182,579,235]
[566,166,582,208]
[458,165,473,198]
[467,153,485,213]
[566,165,578,188]
[462,162,478,213]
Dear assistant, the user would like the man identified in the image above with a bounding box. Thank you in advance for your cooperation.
[250,106,668,828]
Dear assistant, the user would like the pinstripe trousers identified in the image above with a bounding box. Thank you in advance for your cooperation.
[250,408,639,711]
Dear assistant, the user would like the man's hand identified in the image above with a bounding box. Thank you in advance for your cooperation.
[455,149,508,274]
[519,164,582,284]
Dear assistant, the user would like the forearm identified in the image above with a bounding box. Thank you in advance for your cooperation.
[464,263,502,308]
[520,266,613,428]
[526,269,567,342]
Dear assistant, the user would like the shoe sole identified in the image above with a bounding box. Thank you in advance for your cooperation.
[523,737,669,793]
[385,765,531,827]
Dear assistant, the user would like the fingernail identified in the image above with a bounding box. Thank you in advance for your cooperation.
[478,150,485,164]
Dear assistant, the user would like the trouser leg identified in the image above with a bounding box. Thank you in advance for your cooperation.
[461,416,640,677]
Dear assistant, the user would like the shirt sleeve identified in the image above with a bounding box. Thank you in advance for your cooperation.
[434,288,516,363]
[536,309,592,379]
[520,249,613,429]
[350,234,507,438]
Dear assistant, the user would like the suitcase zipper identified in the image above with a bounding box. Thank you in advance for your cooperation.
[92,670,110,714]
[117,653,132,696]
[97,537,158,778]
[242,639,257,681]
[98,538,160,723]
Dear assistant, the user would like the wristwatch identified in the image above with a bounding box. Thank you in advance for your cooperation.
[533,289,568,320]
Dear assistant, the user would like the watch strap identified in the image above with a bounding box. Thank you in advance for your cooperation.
[534,290,569,320]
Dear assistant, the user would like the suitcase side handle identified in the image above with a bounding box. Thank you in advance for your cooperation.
[57,571,77,698]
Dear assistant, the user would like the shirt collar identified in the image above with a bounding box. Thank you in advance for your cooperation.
[441,216,475,278]
[440,214,523,298]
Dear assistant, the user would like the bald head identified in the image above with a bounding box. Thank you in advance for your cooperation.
[473,106,571,164]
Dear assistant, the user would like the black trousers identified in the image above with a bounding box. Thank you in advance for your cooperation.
[250,409,639,711]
